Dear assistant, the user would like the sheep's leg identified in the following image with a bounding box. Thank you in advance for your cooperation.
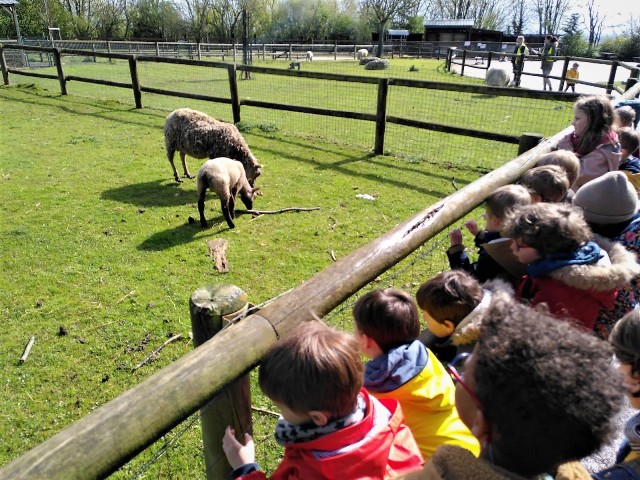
[220,198,235,229]
[180,152,193,179]
[167,148,182,183]
[197,189,208,228]
[228,195,236,220]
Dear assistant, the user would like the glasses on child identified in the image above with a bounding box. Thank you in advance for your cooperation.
[446,352,482,408]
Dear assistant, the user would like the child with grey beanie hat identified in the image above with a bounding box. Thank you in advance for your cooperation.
[573,171,640,338]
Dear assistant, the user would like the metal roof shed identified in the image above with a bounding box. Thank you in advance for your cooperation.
[0,0,21,43]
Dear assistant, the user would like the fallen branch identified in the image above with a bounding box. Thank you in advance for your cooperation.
[238,207,320,215]
[131,334,183,373]
[330,250,337,262]
[451,177,459,191]
[251,406,280,417]
[115,290,135,305]
[19,335,36,364]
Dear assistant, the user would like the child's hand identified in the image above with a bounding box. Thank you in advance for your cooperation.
[450,228,463,247]
[464,220,479,236]
[222,426,255,469]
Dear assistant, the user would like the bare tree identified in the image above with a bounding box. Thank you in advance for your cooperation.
[533,0,569,34]
[584,0,605,47]
[509,0,528,34]
[360,0,420,56]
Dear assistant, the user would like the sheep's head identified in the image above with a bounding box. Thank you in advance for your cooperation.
[247,162,262,187]
[240,186,261,210]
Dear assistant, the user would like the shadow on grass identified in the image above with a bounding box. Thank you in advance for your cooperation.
[137,215,233,251]
[101,179,195,207]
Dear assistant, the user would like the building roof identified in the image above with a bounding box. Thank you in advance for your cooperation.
[386,29,409,36]
[424,19,475,28]
[0,0,19,5]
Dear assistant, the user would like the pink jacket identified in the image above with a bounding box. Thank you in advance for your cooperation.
[557,134,621,190]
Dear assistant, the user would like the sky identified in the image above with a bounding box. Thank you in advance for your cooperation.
[577,0,640,37]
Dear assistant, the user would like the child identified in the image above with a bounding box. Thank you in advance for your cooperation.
[398,292,623,480]
[503,202,638,331]
[222,321,424,479]
[520,164,570,203]
[448,184,531,283]
[415,270,498,364]
[617,105,638,129]
[564,62,579,92]
[619,127,640,180]
[572,171,640,338]
[594,310,640,479]
[536,150,581,202]
[557,95,621,190]
[353,288,480,460]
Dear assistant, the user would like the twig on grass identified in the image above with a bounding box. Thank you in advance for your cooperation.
[115,290,136,305]
[19,335,36,364]
[330,250,337,262]
[451,177,459,191]
[251,406,280,417]
[131,334,183,373]
[238,207,320,215]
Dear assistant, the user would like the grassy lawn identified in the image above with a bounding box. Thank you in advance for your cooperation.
[0,55,574,477]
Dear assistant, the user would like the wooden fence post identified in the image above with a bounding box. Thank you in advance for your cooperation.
[460,50,466,76]
[190,284,252,480]
[374,78,389,155]
[0,48,9,85]
[52,48,67,95]
[228,64,241,124]
[558,57,570,91]
[128,56,142,108]
[626,68,639,92]
[606,61,618,95]
[518,132,543,155]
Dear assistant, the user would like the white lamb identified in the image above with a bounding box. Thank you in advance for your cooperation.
[164,108,261,185]
[486,64,512,87]
[306,51,313,62]
[356,48,368,60]
[197,157,260,229]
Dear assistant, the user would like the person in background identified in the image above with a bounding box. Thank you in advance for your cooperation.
[617,106,638,129]
[557,95,621,190]
[619,128,640,191]
[565,62,580,92]
[222,321,424,480]
[354,288,480,460]
[510,36,528,87]
[395,292,623,480]
[536,150,581,203]
[520,164,570,203]
[540,35,558,91]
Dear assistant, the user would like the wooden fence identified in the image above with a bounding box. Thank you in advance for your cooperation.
[0,44,638,479]
[0,43,579,156]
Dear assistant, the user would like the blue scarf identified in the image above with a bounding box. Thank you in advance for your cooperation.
[363,340,428,393]
[526,241,603,278]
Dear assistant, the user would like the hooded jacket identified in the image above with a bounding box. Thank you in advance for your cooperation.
[515,238,640,330]
[557,134,621,190]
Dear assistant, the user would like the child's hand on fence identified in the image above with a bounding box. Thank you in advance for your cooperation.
[464,219,479,236]
[450,228,463,247]
[222,426,255,469]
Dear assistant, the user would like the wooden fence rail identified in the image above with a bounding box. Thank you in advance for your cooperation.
[0,43,577,155]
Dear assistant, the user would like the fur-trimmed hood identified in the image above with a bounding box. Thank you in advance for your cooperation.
[451,280,514,348]
[549,236,640,292]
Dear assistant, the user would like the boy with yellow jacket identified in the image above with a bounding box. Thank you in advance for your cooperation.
[353,288,480,460]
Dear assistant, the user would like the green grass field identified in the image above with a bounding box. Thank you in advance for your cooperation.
[0,57,571,478]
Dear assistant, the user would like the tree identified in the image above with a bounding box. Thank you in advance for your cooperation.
[560,13,589,57]
[584,0,605,47]
[360,0,420,57]
[508,0,528,34]
[533,0,569,35]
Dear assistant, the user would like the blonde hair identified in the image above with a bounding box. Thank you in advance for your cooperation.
[536,150,580,186]
[485,184,532,220]
[521,165,570,203]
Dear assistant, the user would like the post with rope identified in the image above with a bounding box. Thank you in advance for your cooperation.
[190,284,252,480]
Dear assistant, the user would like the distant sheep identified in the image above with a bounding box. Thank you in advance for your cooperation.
[364,58,389,70]
[356,49,368,60]
[163,108,261,185]
[486,65,512,87]
[359,57,377,66]
[197,157,260,229]
[306,51,313,62]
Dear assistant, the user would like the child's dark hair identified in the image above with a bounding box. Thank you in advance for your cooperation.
[520,165,569,203]
[573,95,616,155]
[610,310,640,377]
[616,106,637,128]
[259,321,363,418]
[484,184,532,220]
[353,288,419,353]
[502,203,592,255]
[473,294,623,476]
[415,270,483,326]
[536,150,580,187]
[618,127,640,154]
